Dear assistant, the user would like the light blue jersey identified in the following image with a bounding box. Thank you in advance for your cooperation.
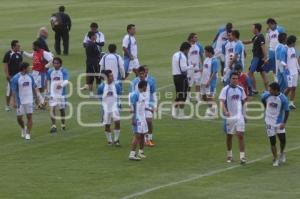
[47,67,69,97]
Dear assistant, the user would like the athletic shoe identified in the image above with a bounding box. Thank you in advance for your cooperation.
[108,142,113,146]
[5,106,11,112]
[61,125,66,131]
[50,126,57,134]
[129,155,141,161]
[21,128,26,138]
[240,158,247,165]
[252,90,259,95]
[25,133,31,140]
[137,152,146,159]
[273,159,279,167]
[279,153,286,164]
[289,103,296,110]
[227,156,233,163]
[114,140,121,147]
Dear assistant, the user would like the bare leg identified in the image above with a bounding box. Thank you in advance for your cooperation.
[260,71,269,91]
[26,114,33,134]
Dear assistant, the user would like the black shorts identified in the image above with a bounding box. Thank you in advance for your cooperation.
[173,74,188,102]
[86,62,101,84]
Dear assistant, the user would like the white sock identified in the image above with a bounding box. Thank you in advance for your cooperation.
[51,124,57,128]
[105,131,112,142]
[89,91,94,96]
[148,134,153,141]
[139,149,144,154]
[129,151,136,157]
[290,101,294,105]
[227,150,233,157]
[36,92,45,104]
[240,152,245,159]
[114,130,120,142]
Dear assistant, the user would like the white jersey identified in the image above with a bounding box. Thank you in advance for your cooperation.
[11,72,36,105]
[47,67,69,98]
[99,53,125,81]
[122,34,137,58]
[201,57,218,85]
[223,40,236,68]
[97,82,121,113]
[215,31,228,53]
[219,85,246,119]
[83,31,105,45]
[188,43,204,70]
[287,47,299,75]
[130,91,148,122]
[266,26,284,51]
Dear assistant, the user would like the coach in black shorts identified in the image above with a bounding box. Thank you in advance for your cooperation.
[244,23,269,93]
[85,31,101,97]
[171,42,193,119]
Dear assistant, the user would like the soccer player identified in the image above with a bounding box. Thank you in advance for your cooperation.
[235,64,251,97]
[244,23,269,93]
[222,30,236,85]
[129,80,149,161]
[129,66,157,147]
[212,23,233,79]
[11,62,41,140]
[46,57,69,133]
[122,24,139,77]
[97,70,122,146]
[99,44,125,86]
[275,32,288,92]
[261,82,289,166]
[219,72,247,165]
[265,18,285,76]
[200,46,218,118]
[284,35,299,109]
[3,40,23,112]
[186,33,204,102]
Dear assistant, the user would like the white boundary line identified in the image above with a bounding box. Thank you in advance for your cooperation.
[120,145,300,199]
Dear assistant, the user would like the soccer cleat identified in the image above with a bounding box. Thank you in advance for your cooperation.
[108,142,113,146]
[129,155,141,161]
[279,153,286,164]
[61,125,66,131]
[240,158,247,165]
[114,140,121,147]
[25,133,31,140]
[252,90,259,95]
[289,104,296,110]
[137,152,146,159]
[21,128,26,138]
[50,126,57,134]
[227,156,233,163]
[273,159,279,167]
[5,106,11,112]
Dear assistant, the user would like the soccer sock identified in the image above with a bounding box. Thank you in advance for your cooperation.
[51,124,57,128]
[36,92,45,104]
[227,150,233,157]
[149,134,153,141]
[114,130,120,142]
[240,152,245,159]
[105,131,112,143]
[61,124,66,128]
[139,149,144,154]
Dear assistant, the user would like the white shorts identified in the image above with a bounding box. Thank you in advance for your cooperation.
[265,124,285,137]
[102,110,120,125]
[224,118,245,134]
[200,84,216,97]
[188,71,201,86]
[32,70,46,89]
[129,58,140,72]
[146,110,153,119]
[287,73,298,87]
[214,50,225,62]
[49,97,67,110]
[16,103,33,116]
[133,120,148,134]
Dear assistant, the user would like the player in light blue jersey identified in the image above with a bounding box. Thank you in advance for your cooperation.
[275,32,288,93]
[46,57,69,133]
[261,82,289,166]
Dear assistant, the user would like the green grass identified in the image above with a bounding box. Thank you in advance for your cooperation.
[1,0,300,198]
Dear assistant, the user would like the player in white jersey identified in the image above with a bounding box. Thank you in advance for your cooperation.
[201,46,218,118]
[212,23,233,78]
[186,33,204,102]
[219,72,247,164]
[129,80,149,161]
[122,24,139,77]
[97,70,122,146]
[261,82,289,166]
[11,62,41,140]
[222,31,236,85]
[46,57,69,133]
[99,44,125,86]
[284,35,299,109]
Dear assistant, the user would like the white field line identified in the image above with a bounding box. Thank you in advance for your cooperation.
[120,144,300,199]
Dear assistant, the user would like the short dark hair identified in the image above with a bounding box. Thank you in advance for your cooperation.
[287,35,297,45]
[20,62,30,71]
[127,24,135,31]
[226,23,233,31]
[108,44,117,53]
[266,18,277,25]
[230,71,239,79]
[138,80,147,89]
[204,45,214,55]
[11,40,19,48]
[234,64,243,71]
[179,42,191,52]
[253,23,262,32]
[33,40,41,48]
[278,33,287,44]
[138,66,146,73]
[104,69,112,78]
[59,6,65,12]
[232,30,240,39]
[87,31,95,39]
[53,57,62,65]
[90,22,98,28]
[187,33,197,42]
[269,82,280,92]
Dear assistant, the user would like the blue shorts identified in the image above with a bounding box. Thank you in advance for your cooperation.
[277,70,289,92]
[249,57,264,73]
[124,56,130,73]
[264,50,276,73]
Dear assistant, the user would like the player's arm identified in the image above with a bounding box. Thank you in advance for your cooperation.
[261,43,268,63]
[242,40,252,45]
[22,51,33,58]
[220,99,230,117]
[119,56,126,79]
[96,33,105,47]
[122,46,131,59]
[43,51,54,68]
[3,62,10,81]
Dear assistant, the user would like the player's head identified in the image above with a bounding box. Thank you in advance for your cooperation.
[226,22,233,32]
[204,45,214,57]
[234,64,243,76]
[287,35,297,47]
[38,27,48,39]
[229,71,239,86]
[232,30,240,40]
[20,62,30,73]
[138,66,146,80]
[127,24,136,35]
[88,31,96,41]
[32,40,41,51]
[90,22,99,32]
[103,70,113,84]
[278,32,287,44]
[59,6,65,12]
[266,18,277,30]
[180,42,191,54]
[143,65,149,75]
[138,80,147,92]
[53,57,62,70]
[252,23,262,34]
[108,44,117,53]
[227,30,233,41]
[11,40,20,52]
[187,33,198,43]
[269,82,280,95]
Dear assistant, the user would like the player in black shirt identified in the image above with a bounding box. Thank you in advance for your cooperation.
[2,40,23,111]
[244,23,269,93]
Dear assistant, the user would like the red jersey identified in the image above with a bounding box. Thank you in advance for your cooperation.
[32,49,47,73]
[238,73,248,96]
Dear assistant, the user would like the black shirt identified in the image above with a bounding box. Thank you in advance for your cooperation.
[2,50,23,76]
[59,12,72,31]
[85,41,100,64]
[37,36,50,52]
[252,33,265,58]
